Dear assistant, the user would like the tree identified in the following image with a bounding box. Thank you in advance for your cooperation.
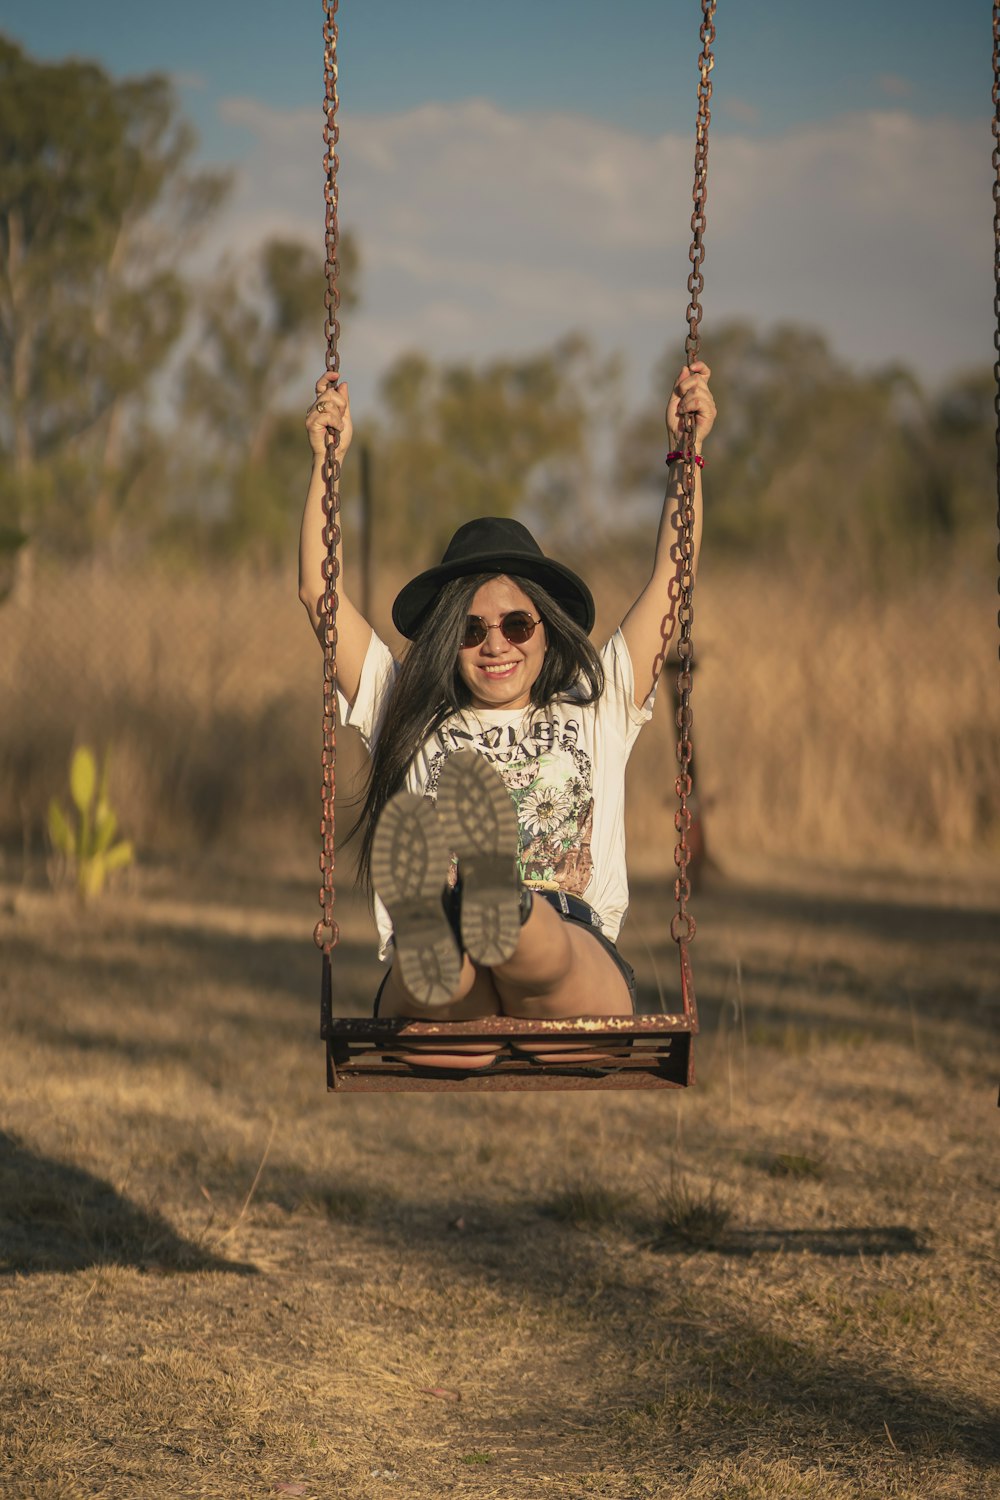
[619,320,989,578]
[175,233,360,567]
[928,367,997,544]
[0,37,228,579]
[362,334,618,567]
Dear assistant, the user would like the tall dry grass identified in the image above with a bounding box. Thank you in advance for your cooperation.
[2,558,997,877]
[1,563,337,862]
[662,561,1000,871]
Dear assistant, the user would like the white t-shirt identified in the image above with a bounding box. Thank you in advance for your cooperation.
[339,628,656,958]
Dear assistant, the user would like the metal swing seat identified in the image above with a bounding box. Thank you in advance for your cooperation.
[320,947,698,1093]
[312,1,717,1093]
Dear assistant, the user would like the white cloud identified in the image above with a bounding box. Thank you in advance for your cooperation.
[877,73,913,99]
[203,96,990,415]
[722,98,761,126]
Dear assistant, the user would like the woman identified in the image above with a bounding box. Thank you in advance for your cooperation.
[299,361,715,1068]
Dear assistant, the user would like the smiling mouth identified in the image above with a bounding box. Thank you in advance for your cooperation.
[479,662,519,676]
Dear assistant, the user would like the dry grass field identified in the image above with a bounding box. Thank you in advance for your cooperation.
[1,849,998,1499]
[1,558,999,1496]
[2,557,999,870]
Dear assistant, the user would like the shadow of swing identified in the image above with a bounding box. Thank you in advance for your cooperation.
[648,1223,930,1257]
[0,1130,256,1277]
[278,1196,996,1470]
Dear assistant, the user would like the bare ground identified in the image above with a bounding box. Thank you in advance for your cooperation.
[1,853,998,1499]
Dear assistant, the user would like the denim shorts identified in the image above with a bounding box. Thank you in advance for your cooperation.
[373,890,636,1014]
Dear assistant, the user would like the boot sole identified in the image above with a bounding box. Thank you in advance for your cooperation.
[371,792,460,1008]
[436,752,521,967]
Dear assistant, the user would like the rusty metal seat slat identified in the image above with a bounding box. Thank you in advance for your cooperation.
[323,951,698,1091]
[325,1025,694,1092]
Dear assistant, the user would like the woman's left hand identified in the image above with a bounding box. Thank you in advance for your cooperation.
[306,371,353,460]
[666,360,716,450]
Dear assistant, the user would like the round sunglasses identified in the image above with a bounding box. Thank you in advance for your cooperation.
[461,610,541,650]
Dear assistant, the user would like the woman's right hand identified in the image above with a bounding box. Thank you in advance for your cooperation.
[306,371,353,460]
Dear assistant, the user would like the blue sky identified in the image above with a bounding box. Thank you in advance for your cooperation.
[5,1,986,148]
[4,3,994,412]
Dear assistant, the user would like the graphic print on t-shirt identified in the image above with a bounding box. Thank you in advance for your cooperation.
[426,712,594,896]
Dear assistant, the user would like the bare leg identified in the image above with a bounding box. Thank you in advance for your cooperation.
[381,900,631,1066]
[491,900,633,1063]
[377,955,503,1070]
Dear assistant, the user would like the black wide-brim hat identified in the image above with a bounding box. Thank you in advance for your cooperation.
[391,517,595,639]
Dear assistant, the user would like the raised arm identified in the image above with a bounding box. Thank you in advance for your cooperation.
[298,372,372,707]
[620,360,716,707]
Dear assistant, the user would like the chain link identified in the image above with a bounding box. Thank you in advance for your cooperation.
[309,3,715,958]
[994,3,1000,661]
[670,0,716,947]
[315,0,342,954]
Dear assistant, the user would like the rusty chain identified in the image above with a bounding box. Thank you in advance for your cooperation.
[670,0,715,947]
[994,2,999,661]
[308,1,714,964]
[315,0,342,956]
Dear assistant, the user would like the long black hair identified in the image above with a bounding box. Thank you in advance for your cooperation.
[351,571,605,892]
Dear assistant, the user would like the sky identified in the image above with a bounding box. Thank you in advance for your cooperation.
[4,2,994,414]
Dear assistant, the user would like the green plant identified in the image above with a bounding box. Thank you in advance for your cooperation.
[48,745,134,901]
[0,524,28,606]
[767,1152,825,1181]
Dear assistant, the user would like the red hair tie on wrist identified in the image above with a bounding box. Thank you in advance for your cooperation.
[666,450,705,469]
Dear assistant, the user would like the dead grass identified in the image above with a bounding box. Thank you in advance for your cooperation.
[0,546,998,1494]
[1,851,998,1497]
[1,556,998,880]
[539,1181,636,1229]
[676,561,1000,870]
[646,1172,732,1249]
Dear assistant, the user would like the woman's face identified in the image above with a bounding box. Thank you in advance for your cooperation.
[456,576,547,711]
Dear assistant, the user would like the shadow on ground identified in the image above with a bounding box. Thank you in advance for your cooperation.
[646,1223,930,1256]
[0,1130,256,1277]
[266,1181,998,1473]
[626,871,1000,1043]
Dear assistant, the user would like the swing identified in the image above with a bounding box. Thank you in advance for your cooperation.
[313,0,716,1092]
